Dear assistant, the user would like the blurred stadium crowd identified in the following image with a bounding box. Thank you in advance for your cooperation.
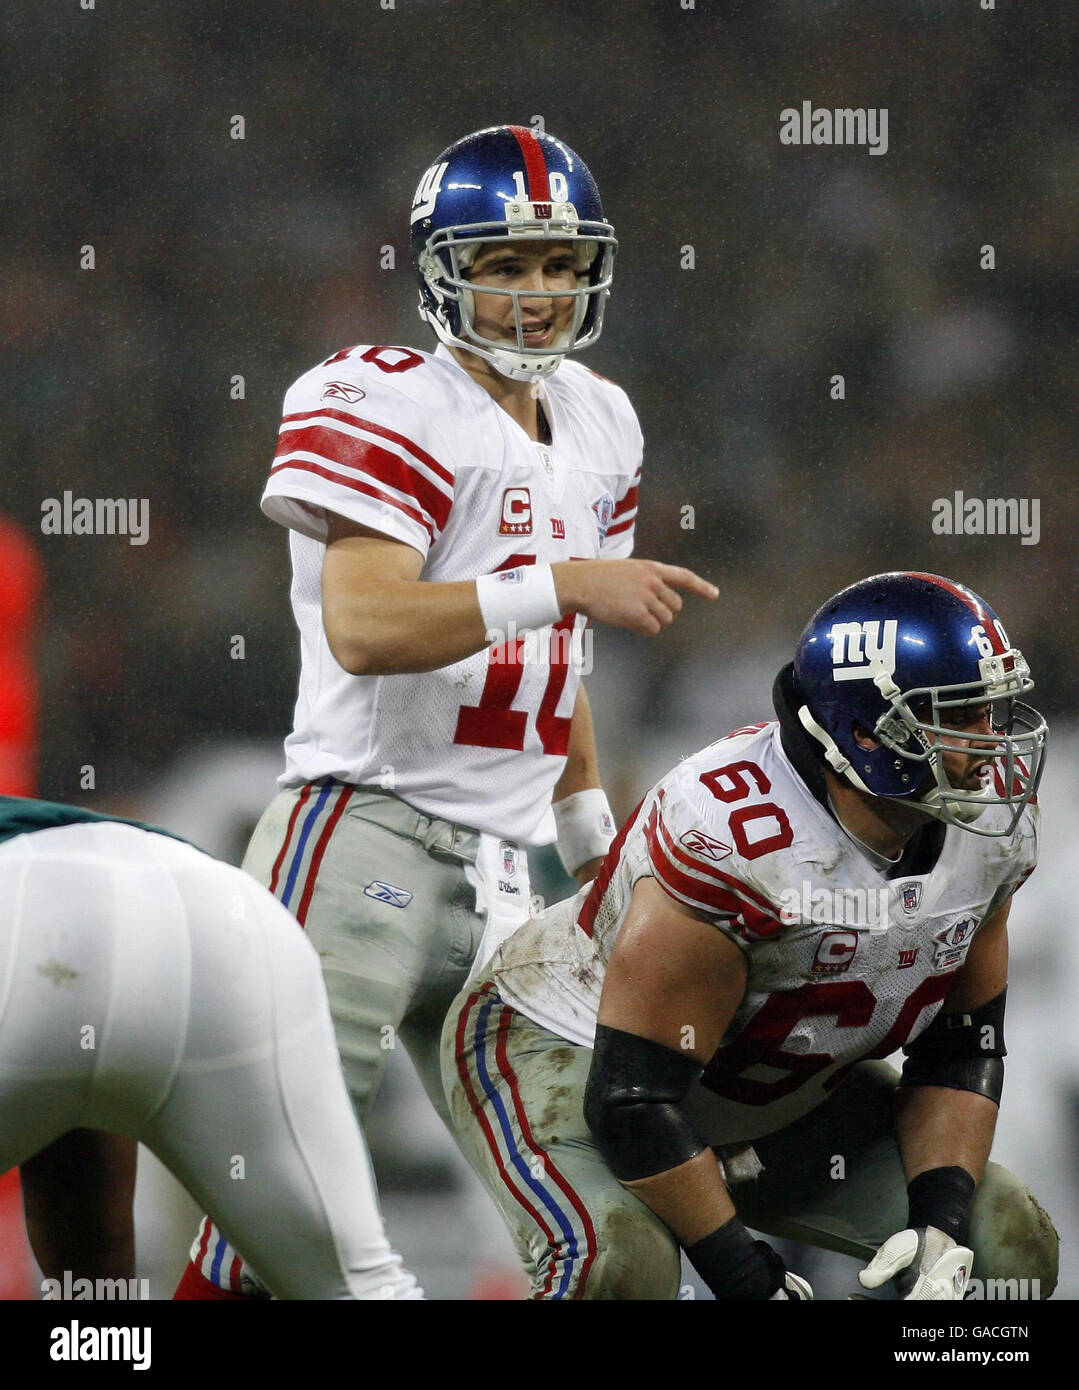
[2,0,1074,1297]
[3,0,1073,802]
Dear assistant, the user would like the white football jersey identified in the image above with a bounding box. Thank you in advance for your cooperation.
[492,721,1038,1143]
[262,342,641,843]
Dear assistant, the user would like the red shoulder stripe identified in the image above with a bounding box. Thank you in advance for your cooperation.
[656,812,779,916]
[611,485,639,520]
[268,460,434,540]
[275,427,452,530]
[281,408,454,488]
[576,798,644,939]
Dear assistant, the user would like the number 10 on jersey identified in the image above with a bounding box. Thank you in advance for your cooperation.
[454,555,580,756]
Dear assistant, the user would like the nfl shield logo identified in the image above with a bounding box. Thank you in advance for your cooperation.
[949,917,976,945]
[591,493,615,543]
[500,841,518,876]
[901,882,921,914]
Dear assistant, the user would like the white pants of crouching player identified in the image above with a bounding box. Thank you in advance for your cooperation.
[444,978,1059,1300]
[0,820,419,1300]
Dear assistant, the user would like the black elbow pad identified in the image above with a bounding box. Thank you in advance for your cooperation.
[585,1025,706,1182]
[900,989,1007,1104]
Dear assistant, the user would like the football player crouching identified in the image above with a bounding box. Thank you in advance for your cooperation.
[0,797,421,1299]
[441,571,1058,1300]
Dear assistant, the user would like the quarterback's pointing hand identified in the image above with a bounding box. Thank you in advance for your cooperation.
[859,1226,973,1300]
[554,558,718,636]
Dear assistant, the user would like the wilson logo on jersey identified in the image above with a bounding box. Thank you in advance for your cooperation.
[363,881,414,909]
[811,931,859,974]
[499,488,532,535]
[830,619,898,682]
[321,381,366,404]
[679,829,733,862]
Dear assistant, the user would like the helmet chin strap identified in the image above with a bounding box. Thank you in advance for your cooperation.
[424,306,562,380]
[796,705,873,791]
[801,699,986,827]
[908,779,992,826]
[422,238,593,382]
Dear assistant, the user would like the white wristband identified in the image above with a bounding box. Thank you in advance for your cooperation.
[475,563,562,644]
[553,788,617,878]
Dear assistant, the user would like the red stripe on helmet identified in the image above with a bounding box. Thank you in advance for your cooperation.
[902,571,1006,653]
[507,125,551,200]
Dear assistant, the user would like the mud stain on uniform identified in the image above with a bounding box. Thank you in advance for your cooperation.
[570,962,598,991]
[580,1202,681,1300]
[37,959,78,985]
[976,1179,1060,1295]
[536,1085,574,1136]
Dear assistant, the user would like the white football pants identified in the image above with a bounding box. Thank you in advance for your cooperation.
[0,820,420,1299]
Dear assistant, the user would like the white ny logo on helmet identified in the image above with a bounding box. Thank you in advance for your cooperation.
[830,620,898,682]
[411,162,448,224]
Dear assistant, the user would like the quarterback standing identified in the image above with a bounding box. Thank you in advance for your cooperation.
[176,125,715,1296]
[444,572,1059,1299]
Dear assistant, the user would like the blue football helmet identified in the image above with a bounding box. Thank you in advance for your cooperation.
[793,572,1047,836]
[410,125,616,381]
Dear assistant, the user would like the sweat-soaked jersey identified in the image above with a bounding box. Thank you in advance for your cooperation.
[491,721,1038,1143]
[261,342,641,844]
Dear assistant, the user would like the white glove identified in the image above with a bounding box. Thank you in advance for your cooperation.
[859,1226,973,1300]
[770,1272,814,1300]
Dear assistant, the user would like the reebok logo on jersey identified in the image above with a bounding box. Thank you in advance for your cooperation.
[322,381,366,404]
[830,619,898,682]
[499,488,532,535]
[364,881,413,909]
[680,829,732,862]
